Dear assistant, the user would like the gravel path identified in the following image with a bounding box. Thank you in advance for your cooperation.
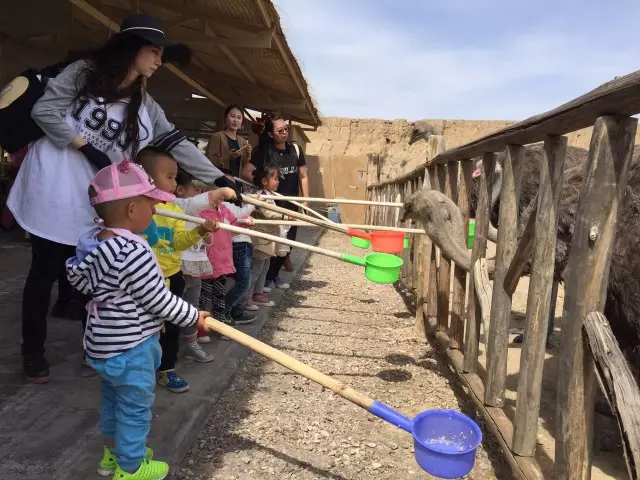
[179,232,507,480]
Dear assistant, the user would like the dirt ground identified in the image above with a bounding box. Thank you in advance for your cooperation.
[178,232,507,480]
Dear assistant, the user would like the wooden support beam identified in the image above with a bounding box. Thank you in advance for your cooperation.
[205,21,256,84]
[583,311,640,480]
[141,0,261,33]
[556,115,637,480]
[485,145,524,406]
[503,207,538,296]
[255,0,319,126]
[436,164,452,332]
[68,0,226,107]
[512,135,567,456]
[450,158,473,349]
[169,23,275,49]
[463,152,495,373]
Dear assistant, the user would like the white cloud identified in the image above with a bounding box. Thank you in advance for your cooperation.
[275,1,638,121]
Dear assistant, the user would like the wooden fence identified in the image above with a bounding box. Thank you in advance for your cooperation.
[365,70,640,479]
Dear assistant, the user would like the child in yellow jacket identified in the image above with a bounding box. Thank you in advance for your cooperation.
[137,146,230,393]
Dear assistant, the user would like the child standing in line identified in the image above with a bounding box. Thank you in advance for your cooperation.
[199,201,254,329]
[173,168,236,361]
[249,165,290,307]
[220,172,258,322]
[66,159,214,480]
[136,147,217,394]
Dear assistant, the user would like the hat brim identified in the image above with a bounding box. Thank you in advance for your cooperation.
[144,187,176,203]
[118,30,192,67]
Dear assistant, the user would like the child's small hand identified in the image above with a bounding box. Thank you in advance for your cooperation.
[195,311,212,332]
[243,216,256,227]
[197,219,218,236]
[209,187,236,206]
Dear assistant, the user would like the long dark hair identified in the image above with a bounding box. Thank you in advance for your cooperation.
[73,33,151,157]
[257,114,285,166]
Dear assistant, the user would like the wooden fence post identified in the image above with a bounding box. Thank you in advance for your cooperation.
[485,145,524,406]
[450,159,472,349]
[436,164,452,332]
[416,168,433,336]
[512,135,567,455]
[555,115,637,480]
[463,152,495,373]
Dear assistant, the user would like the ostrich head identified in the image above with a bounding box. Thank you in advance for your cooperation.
[408,121,441,145]
[400,190,430,224]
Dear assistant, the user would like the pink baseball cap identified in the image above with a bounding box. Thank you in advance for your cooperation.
[89,158,175,206]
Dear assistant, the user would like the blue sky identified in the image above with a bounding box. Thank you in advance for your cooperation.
[274,0,640,121]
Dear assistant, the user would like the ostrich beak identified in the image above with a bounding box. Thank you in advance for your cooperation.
[408,129,421,145]
[400,203,413,223]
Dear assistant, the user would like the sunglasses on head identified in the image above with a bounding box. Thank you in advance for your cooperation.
[274,126,289,135]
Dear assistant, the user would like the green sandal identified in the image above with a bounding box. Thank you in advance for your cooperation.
[97,445,153,477]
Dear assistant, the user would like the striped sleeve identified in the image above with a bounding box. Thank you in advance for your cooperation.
[119,243,198,327]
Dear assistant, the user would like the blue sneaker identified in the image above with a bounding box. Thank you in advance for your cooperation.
[274,277,290,289]
[156,369,189,393]
[264,279,275,290]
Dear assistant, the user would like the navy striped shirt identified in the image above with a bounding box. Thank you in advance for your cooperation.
[66,236,198,359]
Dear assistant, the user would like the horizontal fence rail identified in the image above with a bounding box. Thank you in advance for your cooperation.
[365,70,640,480]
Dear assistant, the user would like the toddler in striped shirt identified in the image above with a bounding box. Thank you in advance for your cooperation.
[66,159,214,480]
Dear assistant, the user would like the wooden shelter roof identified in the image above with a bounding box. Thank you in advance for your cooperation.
[0,0,320,138]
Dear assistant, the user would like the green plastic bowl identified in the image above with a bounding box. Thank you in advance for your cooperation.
[351,236,371,249]
[341,252,404,284]
[468,220,476,249]
[364,253,404,284]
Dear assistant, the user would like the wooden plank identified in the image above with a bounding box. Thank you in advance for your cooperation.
[583,311,640,480]
[504,208,538,295]
[415,168,432,337]
[556,115,637,480]
[513,135,567,456]
[411,178,420,290]
[437,164,452,332]
[434,331,544,480]
[426,164,440,322]
[449,161,467,349]
[485,145,524,406]
[463,153,496,373]
[368,68,640,189]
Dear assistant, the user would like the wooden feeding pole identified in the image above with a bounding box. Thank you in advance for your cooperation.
[463,152,495,373]
[555,115,637,480]
[512,135,567,456]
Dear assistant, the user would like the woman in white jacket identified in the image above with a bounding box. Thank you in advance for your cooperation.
[8,13,230,383]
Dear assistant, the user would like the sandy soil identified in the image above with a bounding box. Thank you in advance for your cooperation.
[178,232,507,480]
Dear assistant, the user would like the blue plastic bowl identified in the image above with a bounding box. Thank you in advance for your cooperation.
[411,409,482,479]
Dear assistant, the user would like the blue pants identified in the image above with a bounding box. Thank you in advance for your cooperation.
[225,242,253,317]
[87,334,161,472]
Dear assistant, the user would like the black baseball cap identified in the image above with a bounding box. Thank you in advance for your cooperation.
[119,14,191,67]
